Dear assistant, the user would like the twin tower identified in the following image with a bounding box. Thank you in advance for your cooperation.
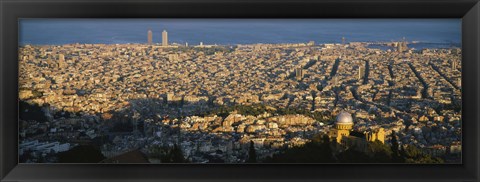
[147,29,168,46]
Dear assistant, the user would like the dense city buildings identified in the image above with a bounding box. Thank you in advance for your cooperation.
[18,39,462,163]
[18,20,462,163]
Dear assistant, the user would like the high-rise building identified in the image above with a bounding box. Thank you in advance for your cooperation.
[162,30,168,46]
[397,42,403,52]
[402,37,408,51]
[397,37,408,52]
[58,54,65,68]
[295,68,304,81]
[58,54,65,62]
[147,29,153,45]
[358,66,364,80]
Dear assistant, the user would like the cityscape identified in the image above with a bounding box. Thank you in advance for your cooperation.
[18,19,461,163]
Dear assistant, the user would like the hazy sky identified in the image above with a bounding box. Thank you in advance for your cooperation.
[19,19,461,45]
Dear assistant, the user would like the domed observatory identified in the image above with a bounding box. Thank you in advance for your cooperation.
[330,111,354,143]
[328,110,385,153]
[335,111,354,130]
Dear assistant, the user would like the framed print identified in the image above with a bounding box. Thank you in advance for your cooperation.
[16,18,462,164]
[1,0,479,181]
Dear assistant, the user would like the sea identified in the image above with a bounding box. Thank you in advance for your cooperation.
[19,19,462,49]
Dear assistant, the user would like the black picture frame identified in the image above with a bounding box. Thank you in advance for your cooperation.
[1,0,479,181]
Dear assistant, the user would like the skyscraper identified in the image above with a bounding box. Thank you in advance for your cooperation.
[396,42,403,52]
[162,30,168,46]
[358,66,364,80]
[397,37,408,52]
[147,29,153,45]
[295,68,304,81]
[58,54,65,68]
[402,37,408,50]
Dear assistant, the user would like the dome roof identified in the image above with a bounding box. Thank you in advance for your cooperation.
[336,111,353,124]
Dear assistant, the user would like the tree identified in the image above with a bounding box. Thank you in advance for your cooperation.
[31,90,43,98]
[246,141,257,163]
[338,147,370,163]
[57,145,105,163]
[390,131,401,162]
[368,140,393,163]
[19,150,34,163]
[401,144,443,164]
[265,134,335,163]
[154,144,187,163]
[319,135,335,162]
[171,144,186,163]
[19,100,49,123]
